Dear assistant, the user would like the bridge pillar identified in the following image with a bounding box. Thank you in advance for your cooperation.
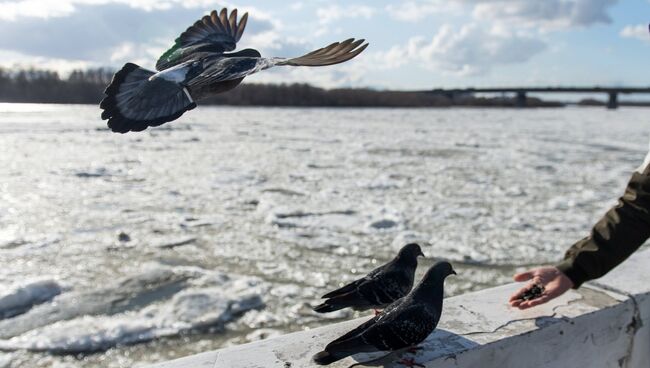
[515,91,527,107]
[607,92,618,109]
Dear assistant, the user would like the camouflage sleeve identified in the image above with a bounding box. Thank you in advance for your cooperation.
[556,149,650,288]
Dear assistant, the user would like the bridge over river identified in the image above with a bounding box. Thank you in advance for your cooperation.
[423,87,650,109]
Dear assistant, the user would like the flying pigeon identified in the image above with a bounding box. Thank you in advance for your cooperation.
[313,243,425,314]
[312,261,456,366]
[100,7,368,133]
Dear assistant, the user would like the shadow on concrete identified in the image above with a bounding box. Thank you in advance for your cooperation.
[346,329,480,367]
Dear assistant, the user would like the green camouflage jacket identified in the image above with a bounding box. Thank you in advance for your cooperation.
[556,150,650,288]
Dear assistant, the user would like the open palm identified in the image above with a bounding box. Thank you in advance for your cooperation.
[509,267,574,309]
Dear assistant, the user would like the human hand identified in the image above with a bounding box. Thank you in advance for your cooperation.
[508,266,574,309]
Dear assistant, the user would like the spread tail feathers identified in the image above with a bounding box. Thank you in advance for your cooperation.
[100,63,196,133]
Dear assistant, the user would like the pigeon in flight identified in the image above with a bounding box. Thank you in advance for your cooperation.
[313,243,425,314]
[312,261,456,366]
[100,8,368,133]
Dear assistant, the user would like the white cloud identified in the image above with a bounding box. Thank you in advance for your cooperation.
[108,40,168,69]
[237,9,311,59]
[316,4,375,25]
[372,37,425,70]
[247,64,367,89]
[469,0,619,30]
[377,24,546,76]
[290,2,303,11]
[0,0,247,21]
[384,0,618,29]
[0,0,77,20]
[386,1,459,22]
[243,29,311,58]
[620,24,649,42]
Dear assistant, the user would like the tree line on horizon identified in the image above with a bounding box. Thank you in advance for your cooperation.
[0,67,565,108]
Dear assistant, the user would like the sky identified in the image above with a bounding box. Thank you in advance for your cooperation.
[0,0,648,90]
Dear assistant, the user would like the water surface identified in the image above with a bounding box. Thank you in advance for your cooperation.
[0,103,647,367]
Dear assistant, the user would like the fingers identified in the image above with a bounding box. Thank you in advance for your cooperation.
[508,266,574,310]
[508,285,530,303]
[509,299,523,308]
[513,270,535,282]
[509,270,540,303]
[515,293,553,309]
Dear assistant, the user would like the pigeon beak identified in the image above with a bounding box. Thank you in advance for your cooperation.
[418,251,425,258]
[451,269,457,275]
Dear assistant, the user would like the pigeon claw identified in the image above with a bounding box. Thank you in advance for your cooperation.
[406,346,423,354]
[373,309,382,316]
[397,358,425,368]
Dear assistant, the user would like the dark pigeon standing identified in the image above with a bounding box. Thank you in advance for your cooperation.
[100,7,368,133]
[313,243,425,314]
[312,261,456,366]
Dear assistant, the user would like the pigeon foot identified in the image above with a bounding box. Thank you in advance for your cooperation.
[373,309,382,316]
[397,358,425,367]
[406,346,423,354]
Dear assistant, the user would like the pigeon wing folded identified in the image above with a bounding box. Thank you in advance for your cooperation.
[313,303,435,365]
[321,277,368,299]
[363,305,438,351]
[314,267,411,313]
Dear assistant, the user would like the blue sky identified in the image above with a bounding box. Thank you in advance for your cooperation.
[0,0,648,90]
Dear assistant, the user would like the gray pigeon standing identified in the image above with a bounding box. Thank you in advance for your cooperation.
[100,7,368,133]
[312,261,456,366]
[313,243,425,314]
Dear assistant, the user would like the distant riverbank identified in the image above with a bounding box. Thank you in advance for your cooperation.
[0,67,566,108]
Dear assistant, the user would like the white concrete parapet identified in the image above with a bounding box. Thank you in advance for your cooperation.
[148,249,650,368]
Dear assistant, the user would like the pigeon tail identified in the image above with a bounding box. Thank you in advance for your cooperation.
[100,63,196,133]
[312,350,340,365]
[313,302,344,314]
[313,334,376,365]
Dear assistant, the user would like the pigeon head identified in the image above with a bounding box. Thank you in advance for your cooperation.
[397,243,425,261]
[420,261,456,286]
[410,261,455,304]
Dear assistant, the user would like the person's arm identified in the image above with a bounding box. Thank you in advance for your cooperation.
[510,157,650,309]
[556,168,650,287]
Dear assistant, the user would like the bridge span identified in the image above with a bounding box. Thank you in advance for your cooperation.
[424,87,650,109]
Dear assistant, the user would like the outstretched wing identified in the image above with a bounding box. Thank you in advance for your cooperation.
[275,38,368,67]
[156,8,248,71]
[185,39,368,89]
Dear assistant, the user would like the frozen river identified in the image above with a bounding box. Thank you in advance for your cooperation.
[0,103,647,367]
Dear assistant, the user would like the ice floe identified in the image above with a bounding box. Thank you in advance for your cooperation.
[0,353,12,368]
[0,266,191,339]
[0,279,63,319]
[0,266,268,353]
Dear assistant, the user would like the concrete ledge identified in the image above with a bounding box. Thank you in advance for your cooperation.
[148,249,650,368]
